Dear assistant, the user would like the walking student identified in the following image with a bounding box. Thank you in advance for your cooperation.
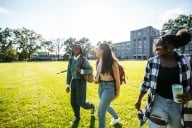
[65,44,95,125]
[94,43,121,128]
[135,29,192,128]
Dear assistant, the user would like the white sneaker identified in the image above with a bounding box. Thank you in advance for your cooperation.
[110,117,121,125]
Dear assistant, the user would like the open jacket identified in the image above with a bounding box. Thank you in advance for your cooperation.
[66,55,93,86]
[140,52,192,127]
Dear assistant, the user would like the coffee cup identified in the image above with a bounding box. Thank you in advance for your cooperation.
[172,84,183,103]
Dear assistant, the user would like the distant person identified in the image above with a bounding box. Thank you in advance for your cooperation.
[65,44,95,124]
[94,43,121,128]
[135,29,192,128]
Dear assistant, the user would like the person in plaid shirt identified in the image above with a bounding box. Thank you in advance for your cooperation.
[135,29,192,128]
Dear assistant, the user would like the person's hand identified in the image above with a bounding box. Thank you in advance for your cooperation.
[93,79,98,84]
[66,87,70,93]
[177,93,192,104]
[135,101,141,110]
[93,76,98,84]
[76,67,81,73]
[114,91,119,99]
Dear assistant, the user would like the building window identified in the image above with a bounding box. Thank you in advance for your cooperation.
[138,48,142,54]
[137,32,142,36]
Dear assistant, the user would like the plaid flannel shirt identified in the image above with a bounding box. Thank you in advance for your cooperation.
[140,52,192,121]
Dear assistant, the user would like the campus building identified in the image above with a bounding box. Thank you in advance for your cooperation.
[113,41,131,59]
[114,26,160,59]
[130,26,160,59]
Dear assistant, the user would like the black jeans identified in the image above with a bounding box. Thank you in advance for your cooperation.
[70,79,92,118]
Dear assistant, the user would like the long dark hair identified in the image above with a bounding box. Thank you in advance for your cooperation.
[99,43,116,76]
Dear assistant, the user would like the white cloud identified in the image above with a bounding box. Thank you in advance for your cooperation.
[0,7,8,14]
[160,8,188,21]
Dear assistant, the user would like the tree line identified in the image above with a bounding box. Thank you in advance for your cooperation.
[0,27,98,62]
[1,14,191,62]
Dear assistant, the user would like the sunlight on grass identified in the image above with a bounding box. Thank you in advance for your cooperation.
[0,60,148,128]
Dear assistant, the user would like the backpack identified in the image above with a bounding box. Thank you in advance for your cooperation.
[96,60,126,85]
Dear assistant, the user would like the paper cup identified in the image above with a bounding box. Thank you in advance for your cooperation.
[172,84,183,103]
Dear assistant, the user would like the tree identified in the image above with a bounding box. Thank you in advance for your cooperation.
[78,37,91,57]
[88,45,97,59]
[63,37,76,59]
[63,37,92,59]
[41,40,54,56]
[0,27,16,62]
[161,14,192,35]
[13,27,42,61]
[161,14,192,53]
[52,38,64,60]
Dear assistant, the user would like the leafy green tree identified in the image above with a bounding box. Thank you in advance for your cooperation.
[13,27,42,61]
[63,37,92,59]
[0,27,16,62]
[161,14,192,35]
[63,37,77,59]
[41,40,54,56]
[7,48,17,61]
[161,14,192,53]
[78,37,92,57]
[88,45,97,59]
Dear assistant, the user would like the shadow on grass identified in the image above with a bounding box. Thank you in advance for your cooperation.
[113,123,122,128]
[71,116,95,128]
[89,116,95,128]
[71,121,80,128]
[56,70,67,74]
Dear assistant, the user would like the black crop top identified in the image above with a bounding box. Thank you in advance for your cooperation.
[156,65,180,99]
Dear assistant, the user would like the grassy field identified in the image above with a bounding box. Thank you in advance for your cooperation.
[0,60,149,128]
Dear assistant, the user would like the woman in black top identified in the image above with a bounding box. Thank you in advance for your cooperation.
[135,29,192,128]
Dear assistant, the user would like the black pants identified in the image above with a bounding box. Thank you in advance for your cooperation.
[70,79,92,118]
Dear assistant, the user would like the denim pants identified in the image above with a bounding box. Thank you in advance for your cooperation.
[70,79,92,118]
[98,81,118,128]
[149,95,182,128]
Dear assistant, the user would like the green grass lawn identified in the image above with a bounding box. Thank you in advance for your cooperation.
[0,60,149,128]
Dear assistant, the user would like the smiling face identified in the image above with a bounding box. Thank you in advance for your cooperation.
[154,37,174,57]
[73,45,82,56]
[154,38,165,56]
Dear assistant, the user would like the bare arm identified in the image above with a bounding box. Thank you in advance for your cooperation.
[135,91,146,110]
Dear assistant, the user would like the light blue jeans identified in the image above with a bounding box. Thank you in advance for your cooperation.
[149,95,182,128]
[98,81,119,128]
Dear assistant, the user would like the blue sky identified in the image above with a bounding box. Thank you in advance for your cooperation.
[0,0,192,45]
